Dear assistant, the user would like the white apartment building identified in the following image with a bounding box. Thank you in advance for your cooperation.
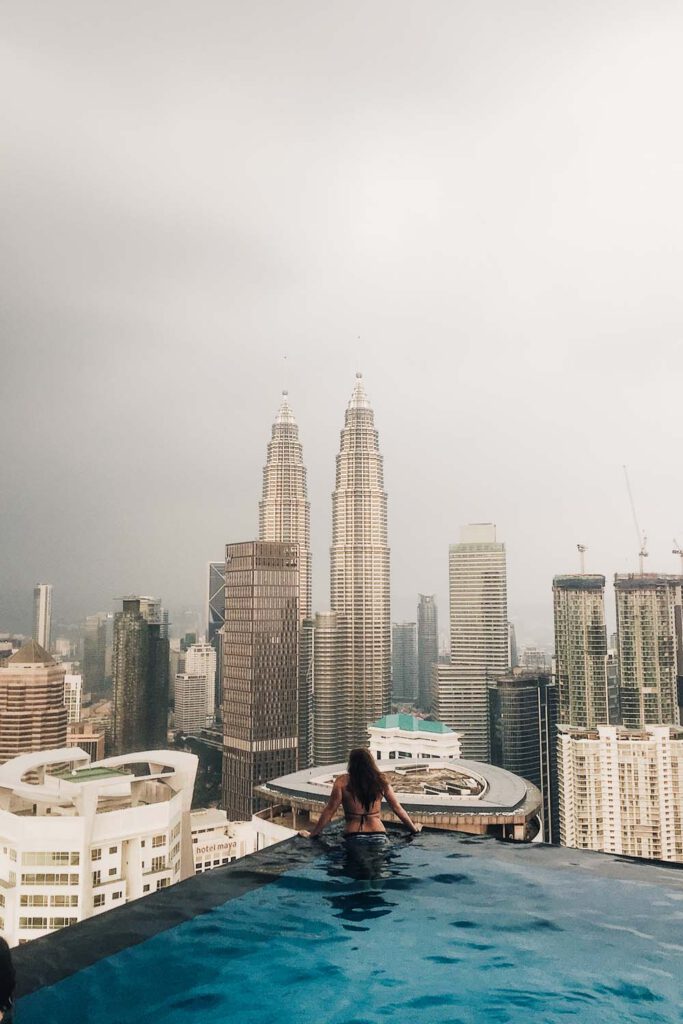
[368,714,462,761]
[184,642,217,721]
[558,725,683,862]
[174,674,210,734]
[190,809,295,873]
[64,673,83,725]
[33,584,53,651]
[0,747,197,947]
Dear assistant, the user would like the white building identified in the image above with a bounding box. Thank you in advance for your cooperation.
[368,714,462,761]
[190,809,294,873]
[32,584,53,651]
[174,674,210,734]
[0,747,197,947]
[558,724,683,862]
[64,673,83,725]
[184,642,217,721]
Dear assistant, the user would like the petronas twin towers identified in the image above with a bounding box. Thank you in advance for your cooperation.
[259,374,390,762]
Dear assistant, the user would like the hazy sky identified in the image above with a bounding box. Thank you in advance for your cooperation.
[3,1,683,645]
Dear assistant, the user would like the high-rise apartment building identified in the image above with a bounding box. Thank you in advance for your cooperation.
[258,392,313,768]
[553,575,609,728]
[448,524,508,761]
[222,541,299,819]
[489,672,559,843]
[184,641,217,722]
[417,595,438,712]
[330,374,390,749]
[33,584,53,651]
[312,612,347,766]
[0,641,67,763]
[615,574,682,729]
[174,674,210,734]
[83,614,108,697]
[558,724,683,862]
[111,597,169,755]
[392,623,418,704]
[64,673,83,725]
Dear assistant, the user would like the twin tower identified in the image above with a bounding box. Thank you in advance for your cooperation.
[222,375,390,817]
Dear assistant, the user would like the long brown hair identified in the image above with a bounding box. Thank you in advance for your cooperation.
[347,748,386,810]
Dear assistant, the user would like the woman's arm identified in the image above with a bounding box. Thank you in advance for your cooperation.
[383,784,422,834]
[299,777,344,837]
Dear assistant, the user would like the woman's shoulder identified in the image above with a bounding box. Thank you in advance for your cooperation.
[334,773,349,789]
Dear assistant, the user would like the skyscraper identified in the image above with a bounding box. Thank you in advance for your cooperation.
[615,574,682,728]
[553,575,609,728]
[112,596,170,755]
[0,640,67,763]
[258,392,313,767]
[207,561,226,721]
[392,623,418,704]
[312,612,347,766]
[417,595,438,712]
[175,674,210,734]
[185,641,218,722]
[83,613,107,697]
[330,374,390,750]
[222,541,299,819]
[489,671,559,843]
[448,524,508,760]
[32,583,53,651]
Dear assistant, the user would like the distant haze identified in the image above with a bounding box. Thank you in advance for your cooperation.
[2,1,683,646]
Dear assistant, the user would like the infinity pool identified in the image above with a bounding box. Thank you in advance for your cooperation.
[17,832,683,1023]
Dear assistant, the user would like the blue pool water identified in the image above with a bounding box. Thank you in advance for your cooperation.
[19,834,683,1023]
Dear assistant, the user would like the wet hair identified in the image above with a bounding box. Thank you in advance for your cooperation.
[347,748,386,810]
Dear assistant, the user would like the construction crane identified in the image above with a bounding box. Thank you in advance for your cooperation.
[623,465,648,574]
[673,539,683,574]
[577,544,587,574]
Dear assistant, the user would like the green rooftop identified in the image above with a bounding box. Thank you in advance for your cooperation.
[53,766,131,783]
[370,714,453,734]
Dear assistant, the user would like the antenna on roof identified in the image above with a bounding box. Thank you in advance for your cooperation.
[673,539,683,575]
[577,544,587,574]
[623,465,648,574]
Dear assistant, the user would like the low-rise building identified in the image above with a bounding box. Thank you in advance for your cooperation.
[558,724,683,862]
[66,722,106,761]
[368,714,462,761]
[0,747,197,947]
[190,809,294,873]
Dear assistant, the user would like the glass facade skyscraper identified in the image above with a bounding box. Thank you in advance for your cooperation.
[417,595,438,712]
[112,596,169,755]
[552,575,609,728]
[392,623,417,704]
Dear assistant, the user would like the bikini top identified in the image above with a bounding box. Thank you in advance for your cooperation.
[343,788,384,829]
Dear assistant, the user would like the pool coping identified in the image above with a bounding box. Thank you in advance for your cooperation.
[13,830,683,999]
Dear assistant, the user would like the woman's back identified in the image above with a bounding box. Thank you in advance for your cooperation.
[341,773,386,834]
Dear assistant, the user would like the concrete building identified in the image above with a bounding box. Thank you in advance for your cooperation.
[174,674,210,734]
[190,809,294,873]
[64,674,82,725]
[553,575,609,728]
[184,642,217,722]
[0,641,67,765]
[368,714,462,762]
[615,574,683,729]
[111,597,169,756]
[32,584,53,652]
[222,541,299,820]
[66,722,105,761]
[446,524,509,761]
[330,374,391,750]
[489,672,559,843]
[391,623,418,704]
[558,725,683,862]
[206,561,226,721]
[83,614,108,698]
[417,595,438,712]
[0,747,197,947]
[312,612,347,766]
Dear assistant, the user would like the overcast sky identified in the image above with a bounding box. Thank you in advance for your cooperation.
[2,1,683,645]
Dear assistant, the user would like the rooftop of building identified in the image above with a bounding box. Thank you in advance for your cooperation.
[5,639,56,666]
[370,713,454,734]
[51,765,130,783]
[552,573,606,589]
[559,723,683,741]
[614,572,683,589]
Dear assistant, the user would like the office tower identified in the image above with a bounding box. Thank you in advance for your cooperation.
[185,641,218,722]
[615,574,683,729]
[298,618,314,769]
[32,584,53,651]
[312,612,347,766]
[83,614,108,697]
[417,595,438,712]
[64,673,83,725]
[558,724,683,862]
[174,674,210,734]
[448,524,508,760]
[0,641,67,763]
[508,623,519,669]
[67,721,106,760]
[111,597,170,755]
[552,575,609,728]
[330,374,390,749]
[207,561,226,722]
[392,623,418,704]
[489,672,559,843]
[222,542,299,819]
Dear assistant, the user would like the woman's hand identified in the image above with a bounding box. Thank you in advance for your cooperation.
[410,824,423,834]
[298,830,312,838]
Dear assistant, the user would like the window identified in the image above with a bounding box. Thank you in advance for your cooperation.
[108,868,117,877]
[92,870,101,886]
[19,917,47,930]
[109,846,117,855]
[22,851,79,866]
[50,895,78,908]
[150,856,165,873]
[20,895,47,908]
[91,848,102,862]
[156,878,169,890]
[152,835,165,848]
[22,873,77,886]
[143,884,150,893]
[94,894,105,908]
[50,917,78,929]
[112,891,122,901]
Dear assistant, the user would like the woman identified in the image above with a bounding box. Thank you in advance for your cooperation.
[299,748,422,842]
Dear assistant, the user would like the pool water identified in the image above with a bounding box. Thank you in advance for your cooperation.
[19,833,683,1023]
